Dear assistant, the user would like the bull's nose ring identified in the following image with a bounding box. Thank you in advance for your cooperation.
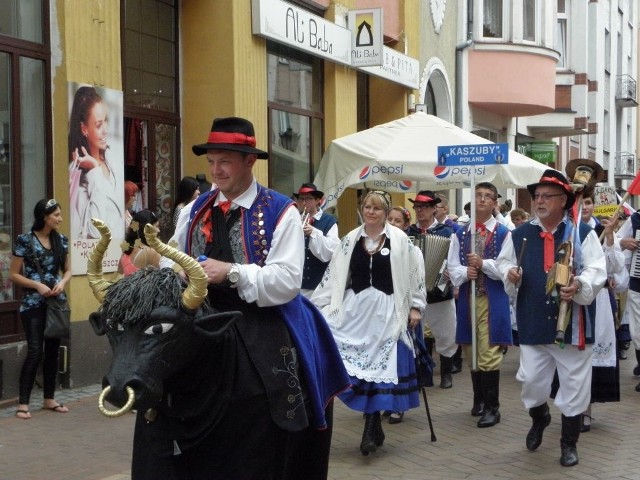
[98,385,135,418]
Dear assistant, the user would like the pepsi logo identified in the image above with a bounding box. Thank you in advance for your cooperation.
[359,166,371,180]
[399,180,412,191]
[434,166,449,179]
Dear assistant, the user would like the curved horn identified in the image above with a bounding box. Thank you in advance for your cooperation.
[144,224,208,311]
[87,218,114,303]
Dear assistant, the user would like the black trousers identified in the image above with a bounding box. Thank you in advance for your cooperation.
[19,306,61,404]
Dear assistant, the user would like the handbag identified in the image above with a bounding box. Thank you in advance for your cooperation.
[44,296,71,339]
[30,234,71,339]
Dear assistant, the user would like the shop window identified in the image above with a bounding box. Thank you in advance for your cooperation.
[0,0,50,342]
[267,43,323,196]
[122,0,179,242]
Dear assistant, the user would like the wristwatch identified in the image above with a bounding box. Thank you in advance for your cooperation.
[227,263,240,285]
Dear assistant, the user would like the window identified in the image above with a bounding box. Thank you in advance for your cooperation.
[0,0,50,342]
[483,0,503,38]
[0,0,43,43]
[122,0,180,241]
[267,43,323,197]
[523,0,536,42]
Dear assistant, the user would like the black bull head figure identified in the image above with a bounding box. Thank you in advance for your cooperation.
[86,219,241,418]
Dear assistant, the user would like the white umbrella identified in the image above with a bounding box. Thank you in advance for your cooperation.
[314,111,554,208]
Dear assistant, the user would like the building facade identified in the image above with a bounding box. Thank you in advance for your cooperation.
[0,0,421,400]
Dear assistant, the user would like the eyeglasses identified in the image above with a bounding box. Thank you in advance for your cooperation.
[45,199,58,209]
[413,204,434,210]
[475,193,496,201]
[533,193,566,202]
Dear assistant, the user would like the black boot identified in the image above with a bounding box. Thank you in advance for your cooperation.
[526,402,551,451]
[451,345,463,374]
[439,355,453,389]
[477,370,501,428]
[470,371,484,416]
[360,413,378,456]
[373,411,385,447]
[560,414,581,466]
[634,350,640,376]
[424,336,435,357]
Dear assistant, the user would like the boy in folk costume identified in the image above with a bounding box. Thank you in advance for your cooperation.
[447,182,512,428]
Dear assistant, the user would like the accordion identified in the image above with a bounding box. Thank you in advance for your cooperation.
[411,234,452,294]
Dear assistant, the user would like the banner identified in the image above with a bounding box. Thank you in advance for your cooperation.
[68,83,124,274]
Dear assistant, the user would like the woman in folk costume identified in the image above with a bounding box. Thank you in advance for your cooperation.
[312,190,426,456]
[578,187,627,431]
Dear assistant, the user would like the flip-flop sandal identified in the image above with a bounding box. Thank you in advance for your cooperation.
[15,409,31,419]
[43,404,68,413]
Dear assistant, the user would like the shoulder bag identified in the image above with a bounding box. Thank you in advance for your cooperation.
[30,234,71,339]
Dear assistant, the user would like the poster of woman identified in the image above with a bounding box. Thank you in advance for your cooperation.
[68,83,124,274]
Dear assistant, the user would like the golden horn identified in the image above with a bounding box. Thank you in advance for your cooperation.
[143,223,208,311]
[87,218,114,303]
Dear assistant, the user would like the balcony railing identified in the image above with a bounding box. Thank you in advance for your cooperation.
[616,75,638,107]
[615,151,636,177]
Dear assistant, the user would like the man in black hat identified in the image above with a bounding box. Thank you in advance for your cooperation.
[149,117,349,479]
[407,190,458,389]
[498,169,606,467]
[294,183,338,299]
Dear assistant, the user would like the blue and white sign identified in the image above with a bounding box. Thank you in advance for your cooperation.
[438,143,509,167]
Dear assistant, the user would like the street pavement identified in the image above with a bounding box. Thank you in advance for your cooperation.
[1,346,639,480]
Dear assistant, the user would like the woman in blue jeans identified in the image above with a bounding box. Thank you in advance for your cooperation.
[9,199,72,419]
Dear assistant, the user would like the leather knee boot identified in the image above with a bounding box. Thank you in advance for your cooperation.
[470,371,484,416]
[526,402,551,451]
[477,370,501,428]
[451,345,463,374]
[360,412,383,456]
[439,355,453,389]
[560,414,581,467]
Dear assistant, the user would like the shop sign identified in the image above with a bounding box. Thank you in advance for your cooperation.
[521,141,557,163]
[348,8,383,67]
[359,46,420,89]
[252,0,351,66]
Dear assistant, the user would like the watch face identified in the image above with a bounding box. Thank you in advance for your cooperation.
[228,267,240,284]
[430,0,446,34]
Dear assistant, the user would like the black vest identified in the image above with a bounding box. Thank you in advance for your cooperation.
[302,212,337,290]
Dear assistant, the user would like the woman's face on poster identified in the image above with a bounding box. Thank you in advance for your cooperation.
[81,101,109,155]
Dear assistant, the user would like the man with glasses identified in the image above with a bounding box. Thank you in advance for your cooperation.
[294,183,339,299]
[408,191,458,389]
[447,182,512,428]
[498,169,606,467]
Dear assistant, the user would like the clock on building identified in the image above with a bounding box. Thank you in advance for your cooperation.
[430,0,447,34]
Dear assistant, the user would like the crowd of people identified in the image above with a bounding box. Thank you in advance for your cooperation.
[7,113,640,477]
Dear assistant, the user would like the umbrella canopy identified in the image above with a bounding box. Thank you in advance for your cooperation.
[314,112,554,207]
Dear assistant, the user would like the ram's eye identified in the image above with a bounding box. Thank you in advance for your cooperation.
[144,323,174,335]
[106,318,124,332]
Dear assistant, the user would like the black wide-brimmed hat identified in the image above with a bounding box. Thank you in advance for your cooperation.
[527,169,575,209]
[293,183,324,199]
[409,190,441,205]
[192,117,268,159]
